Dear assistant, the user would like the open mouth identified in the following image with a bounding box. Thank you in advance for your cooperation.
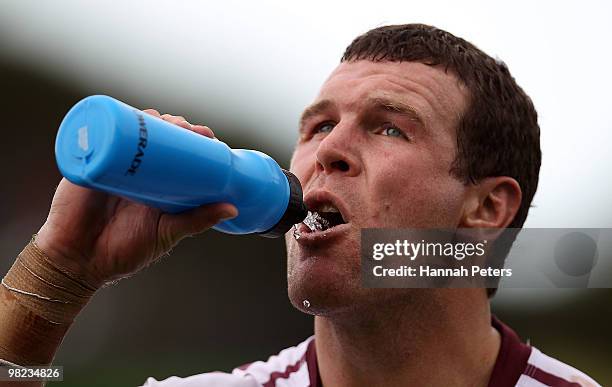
[302,203,347,232]
[293,190,351,242]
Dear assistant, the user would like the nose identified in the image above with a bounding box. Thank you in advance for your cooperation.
[315,122,361,177]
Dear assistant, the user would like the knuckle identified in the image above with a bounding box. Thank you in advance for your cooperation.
[161,114,191,127]
[143,109,160,117]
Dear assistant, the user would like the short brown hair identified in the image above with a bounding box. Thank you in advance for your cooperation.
[342,24,541,230]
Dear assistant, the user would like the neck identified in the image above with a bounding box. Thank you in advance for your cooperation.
[314,289,500,387]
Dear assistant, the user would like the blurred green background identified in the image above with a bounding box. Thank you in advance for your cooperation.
[1,1,611,386]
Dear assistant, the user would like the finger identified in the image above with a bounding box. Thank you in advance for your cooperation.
[143,109,161,118]
[160,114,187,122]
[191,125,216,139]
[161,114,192,130]
[157,203,238,247]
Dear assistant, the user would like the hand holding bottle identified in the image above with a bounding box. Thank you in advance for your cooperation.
[36,111,238,289]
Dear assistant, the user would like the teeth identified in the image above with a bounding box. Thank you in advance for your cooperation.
[318,204,339,213]
[314,203,339,213]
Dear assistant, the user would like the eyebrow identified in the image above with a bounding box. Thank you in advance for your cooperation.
[367,96,425,127]
[299,99,333,130]
[298,96,426,130]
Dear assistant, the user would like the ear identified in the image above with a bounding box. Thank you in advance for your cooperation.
[460,177,522,229]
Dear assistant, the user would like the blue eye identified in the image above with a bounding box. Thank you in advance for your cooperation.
[315,123,335,134]
[381,126,403,138]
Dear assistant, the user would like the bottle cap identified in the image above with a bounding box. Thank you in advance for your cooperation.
[258,169,307,238]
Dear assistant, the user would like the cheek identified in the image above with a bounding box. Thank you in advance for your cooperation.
[289,145,316,181]
[367,160,466,227]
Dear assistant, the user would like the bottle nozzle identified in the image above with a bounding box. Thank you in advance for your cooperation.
[258,170,307,238]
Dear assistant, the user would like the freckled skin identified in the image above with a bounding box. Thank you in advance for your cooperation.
[285,60,471,316]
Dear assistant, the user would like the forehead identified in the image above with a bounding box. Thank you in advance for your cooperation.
[316,60,468,131]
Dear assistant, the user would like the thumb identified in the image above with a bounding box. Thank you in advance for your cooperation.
[157,203,238,248]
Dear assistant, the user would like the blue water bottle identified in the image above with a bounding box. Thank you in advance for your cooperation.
[55,95,307,237]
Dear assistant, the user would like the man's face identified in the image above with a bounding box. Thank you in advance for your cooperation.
[285,60,470,315]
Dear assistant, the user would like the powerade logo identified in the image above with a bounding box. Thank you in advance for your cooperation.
[125,111,148,176]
